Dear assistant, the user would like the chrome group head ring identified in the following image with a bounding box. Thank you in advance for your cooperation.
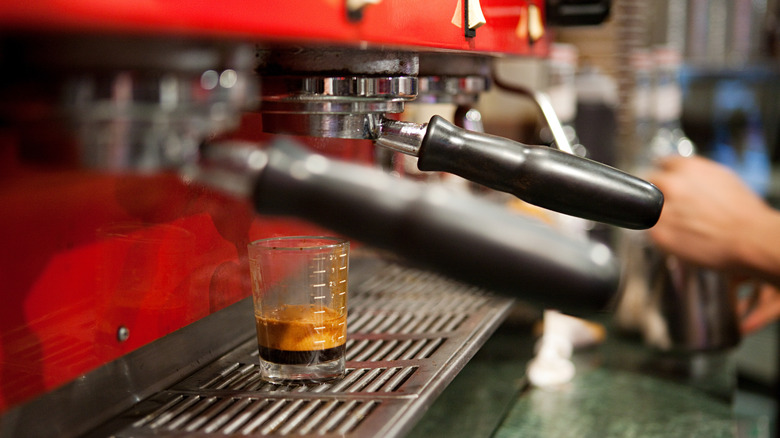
[259,75,418,108]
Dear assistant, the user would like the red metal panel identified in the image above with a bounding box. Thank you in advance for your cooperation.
[0,0,549,56]
[0,0,550,414]
[0,135,368,412]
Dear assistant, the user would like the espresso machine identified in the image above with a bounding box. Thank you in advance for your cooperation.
[0,1,661,436]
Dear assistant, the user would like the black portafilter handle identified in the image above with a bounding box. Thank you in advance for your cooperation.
[415,116,664,230]
[252,140,621,310]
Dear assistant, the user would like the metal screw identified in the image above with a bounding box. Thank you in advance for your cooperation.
[117,326,130,342]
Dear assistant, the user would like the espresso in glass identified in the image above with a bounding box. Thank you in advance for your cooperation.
[255,305,346,368]
[248,236,349,384]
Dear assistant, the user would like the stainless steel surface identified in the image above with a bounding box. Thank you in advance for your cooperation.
[93,254,515,437]
[416,76,489,104]
[65,67,255,171]
[648,256,741,351]
[415,53,491,106]
[256,53,418,137]
[374,118,426,156]
[617,233,741,352]
[258,76,418,138]
[0,296,254,438]
[260,112,386,139]
[0,37,257,172]
[490,73,574,154]
[256,48,419,76]
[529,90,574,154]
[260,76,418,102]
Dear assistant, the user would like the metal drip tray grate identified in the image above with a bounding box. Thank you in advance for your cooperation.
[108,257,514,437]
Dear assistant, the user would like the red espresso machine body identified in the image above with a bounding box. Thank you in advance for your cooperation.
[0,0,551,415]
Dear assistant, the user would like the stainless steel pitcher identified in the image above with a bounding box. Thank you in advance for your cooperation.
[616,232,741,352]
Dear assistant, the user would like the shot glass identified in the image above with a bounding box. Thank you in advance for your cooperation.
[248,236,349,384]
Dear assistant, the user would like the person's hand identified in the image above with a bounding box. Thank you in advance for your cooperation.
[648,156,780,333]
[739,283,780,334]
[647,156,780,279]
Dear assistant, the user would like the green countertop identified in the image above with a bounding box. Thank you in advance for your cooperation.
[407,311,776,438]
[497,367,739,438]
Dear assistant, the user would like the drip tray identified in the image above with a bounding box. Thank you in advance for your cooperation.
[107,256,514,437]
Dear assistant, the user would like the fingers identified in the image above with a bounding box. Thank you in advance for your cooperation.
[652,155,694,172]
[652,155,680,171]
[737,280,761,319]
[645,156,690,190]
[741,305,776,335]
[739,283,780,334]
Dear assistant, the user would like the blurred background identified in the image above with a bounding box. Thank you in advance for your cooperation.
[477,0,780,427]
[1,0,779,436]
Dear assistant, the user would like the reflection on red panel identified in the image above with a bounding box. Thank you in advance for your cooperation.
[0,135,366,412]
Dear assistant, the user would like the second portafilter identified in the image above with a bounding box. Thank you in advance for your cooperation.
[255,47,664,230]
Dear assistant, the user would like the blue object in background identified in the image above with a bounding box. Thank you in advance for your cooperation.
[710,80,771,196]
